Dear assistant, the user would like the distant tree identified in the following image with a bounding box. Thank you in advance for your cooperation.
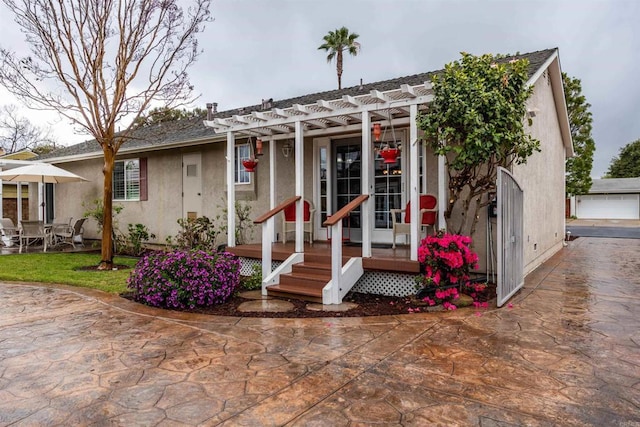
[0,0,211,269]
[133,106,206,128]
[318,27,360,90]
[418,53,540,238]
[32,143,57,156]
[563,74,595,195]
[0,104,56,154]
[606,139,640,178]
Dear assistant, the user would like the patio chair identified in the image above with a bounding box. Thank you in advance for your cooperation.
[53,218,86,249]
[1,218,19,247]
[391,194,438,249]
[19,220,48,253]
[50,217,73,246]
[282,199,315,245]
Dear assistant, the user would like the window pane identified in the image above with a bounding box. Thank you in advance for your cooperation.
[235,145,250,184]
[113,161,125,200]
[113,159,140,201]
[125,160,140,200]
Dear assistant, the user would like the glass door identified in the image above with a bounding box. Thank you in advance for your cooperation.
[334,138,361,241]
[374,153,403,229]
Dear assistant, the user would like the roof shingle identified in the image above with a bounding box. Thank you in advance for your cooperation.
[39,48,557,161]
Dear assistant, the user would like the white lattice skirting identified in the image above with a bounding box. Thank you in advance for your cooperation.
[238,257,417,297]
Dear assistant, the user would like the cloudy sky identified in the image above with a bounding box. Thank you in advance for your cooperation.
[1,0,638,177]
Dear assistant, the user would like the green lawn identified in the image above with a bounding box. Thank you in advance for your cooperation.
[0,253,139,293]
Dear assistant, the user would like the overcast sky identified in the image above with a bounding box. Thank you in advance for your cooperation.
[1,0,638,178]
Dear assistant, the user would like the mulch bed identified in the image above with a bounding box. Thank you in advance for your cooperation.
[121,282,497,318]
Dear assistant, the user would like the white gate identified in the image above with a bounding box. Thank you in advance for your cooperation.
[497,167,524,307]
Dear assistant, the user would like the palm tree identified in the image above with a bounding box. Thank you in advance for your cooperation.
[318,27,360,90]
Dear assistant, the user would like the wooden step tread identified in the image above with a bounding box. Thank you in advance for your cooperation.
[267,284,323,298]
[280,273,328,284]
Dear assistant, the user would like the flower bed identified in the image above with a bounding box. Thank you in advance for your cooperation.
[128,249,241,309]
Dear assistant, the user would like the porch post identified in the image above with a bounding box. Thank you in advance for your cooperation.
[294,120,304,253]
[226,131,236,247]
[262,137,276,284]
[361,112,372,258]
[269,137,276,242]
[0,174,3,219]
[409,104,420,261]
[438,152,447,230]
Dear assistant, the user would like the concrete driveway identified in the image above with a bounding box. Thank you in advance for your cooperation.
[0,237,639,426]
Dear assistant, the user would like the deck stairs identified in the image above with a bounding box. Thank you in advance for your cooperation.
[267,253,355,303]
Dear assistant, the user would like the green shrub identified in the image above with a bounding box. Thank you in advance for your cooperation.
[174,216,221,251]
[82,198,124,233]
[242,264,262,291]
[117,223,156,256]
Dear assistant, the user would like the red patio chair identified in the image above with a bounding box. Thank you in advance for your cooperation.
[282,199,315,245]
[391,194,438,248]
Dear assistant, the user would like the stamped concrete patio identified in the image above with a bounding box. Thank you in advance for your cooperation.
[0,236,638,426]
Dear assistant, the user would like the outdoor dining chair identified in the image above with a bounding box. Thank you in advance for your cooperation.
[19,220,48,253]
[53,218,86,249]
[0,218,19,248]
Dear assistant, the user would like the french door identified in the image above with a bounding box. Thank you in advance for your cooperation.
[314,133,407,243]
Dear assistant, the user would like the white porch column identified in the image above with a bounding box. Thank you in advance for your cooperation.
[294,120,304,253]
[438,153,447,230]
[409,104,420,261]
[226,131,236,247]
[269,137,276,242]
[361,112,372,258]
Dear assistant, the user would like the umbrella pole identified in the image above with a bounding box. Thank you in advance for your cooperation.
[41,177,45,222]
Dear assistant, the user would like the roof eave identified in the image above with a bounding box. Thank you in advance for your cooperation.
[43,135,225,164]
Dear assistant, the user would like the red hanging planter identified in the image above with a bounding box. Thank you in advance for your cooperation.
[380,147,400,164]
[242,158,258,172]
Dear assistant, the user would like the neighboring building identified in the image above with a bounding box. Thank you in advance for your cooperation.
[37,48,572,303]
[0,150,37,224]
[575,178,640,219]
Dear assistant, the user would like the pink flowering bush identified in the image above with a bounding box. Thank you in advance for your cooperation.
[416,231,479,309]
[128,249,241,309]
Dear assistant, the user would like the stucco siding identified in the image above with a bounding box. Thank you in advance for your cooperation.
[513,72,567,275]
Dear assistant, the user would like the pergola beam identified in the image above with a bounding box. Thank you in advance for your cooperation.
[203,82,434,135]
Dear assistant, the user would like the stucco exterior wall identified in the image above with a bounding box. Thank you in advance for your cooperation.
[51,136,318,246]
[513,72,567,275]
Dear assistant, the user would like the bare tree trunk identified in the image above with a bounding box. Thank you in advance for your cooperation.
[98,148,115,270]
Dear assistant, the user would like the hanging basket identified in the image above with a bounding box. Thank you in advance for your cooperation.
[242,158,258,172]
[380,147,400,164]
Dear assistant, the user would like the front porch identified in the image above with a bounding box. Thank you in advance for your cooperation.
[229,241,419,274]
[229,240,421,303]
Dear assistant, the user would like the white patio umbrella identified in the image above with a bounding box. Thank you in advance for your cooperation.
[0,162,89,221]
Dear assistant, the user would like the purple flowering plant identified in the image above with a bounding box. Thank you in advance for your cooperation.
[127,249,241,309]
[415,231,479,310]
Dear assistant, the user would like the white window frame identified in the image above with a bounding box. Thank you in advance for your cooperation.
[235,144,251,185]
[113,158,141,201]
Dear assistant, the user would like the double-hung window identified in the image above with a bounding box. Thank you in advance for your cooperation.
[235,144,251,184]
[113,159,140,201]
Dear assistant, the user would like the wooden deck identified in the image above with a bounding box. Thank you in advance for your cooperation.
[228,241,420,274]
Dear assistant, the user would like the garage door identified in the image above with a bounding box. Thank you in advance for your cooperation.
[576,194,640,219]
